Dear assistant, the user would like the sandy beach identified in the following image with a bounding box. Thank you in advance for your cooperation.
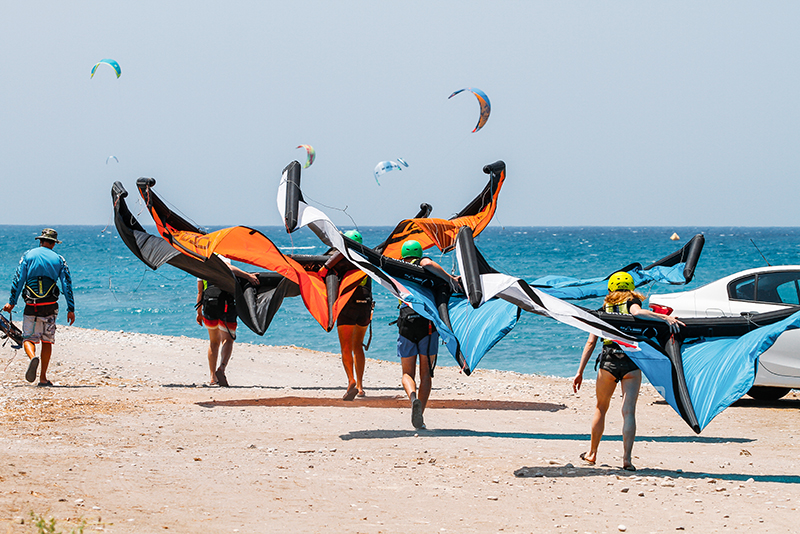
[1,326,798,533]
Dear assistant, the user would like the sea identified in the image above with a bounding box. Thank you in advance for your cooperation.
[2,225,800,378]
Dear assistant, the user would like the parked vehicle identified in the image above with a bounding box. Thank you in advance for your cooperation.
[649,266,800,400]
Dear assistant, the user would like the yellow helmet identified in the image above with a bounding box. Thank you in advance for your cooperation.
[607,271,635,292]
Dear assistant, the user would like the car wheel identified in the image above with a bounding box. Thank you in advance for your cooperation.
[746,386,791,401]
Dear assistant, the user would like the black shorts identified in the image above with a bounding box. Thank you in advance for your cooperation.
[599,351,640,382]
[337,302,371,327]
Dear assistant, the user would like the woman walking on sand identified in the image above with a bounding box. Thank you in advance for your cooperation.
[572,271,683,471]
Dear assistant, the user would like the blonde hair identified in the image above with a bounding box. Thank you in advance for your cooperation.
[604,289,645,307]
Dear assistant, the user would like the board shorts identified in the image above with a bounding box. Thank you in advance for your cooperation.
[202,317,237,333]
[22,313,58,344]
[337,302,371,327]
[397,331,439,359]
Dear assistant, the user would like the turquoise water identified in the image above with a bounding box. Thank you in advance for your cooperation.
[2,225,800,377]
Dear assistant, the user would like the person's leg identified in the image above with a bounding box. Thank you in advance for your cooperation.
[417,353,432,412]
[338,325,356,387]
[23,340,37,360]
[619,370,642,470]
[207,327,222,384]
[583,369,617,464]
[214,327,235,387]
[401,355,418,400]
[38,343,53,384]
[351,325,368,395]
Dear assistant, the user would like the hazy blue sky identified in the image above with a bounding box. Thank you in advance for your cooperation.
[2,2,799,228]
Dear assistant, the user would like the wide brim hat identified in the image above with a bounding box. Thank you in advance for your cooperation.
[35,228,61,244]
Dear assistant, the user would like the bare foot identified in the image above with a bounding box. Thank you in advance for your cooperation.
[622,463,636,471]
[357,389,365,397]
[579,452,596,465]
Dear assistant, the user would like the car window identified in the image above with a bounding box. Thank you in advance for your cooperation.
[729,276,755,301]
[755,272,800,305]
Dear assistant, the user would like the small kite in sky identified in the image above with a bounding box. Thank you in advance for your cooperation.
[296,145,315,168]
[91,59,122,79]
[373,158,408,185]
[106,156,119,164]
[448,87,491,132]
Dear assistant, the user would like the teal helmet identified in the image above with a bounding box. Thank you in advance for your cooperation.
[401,239,423,259]
[344,230,363,244]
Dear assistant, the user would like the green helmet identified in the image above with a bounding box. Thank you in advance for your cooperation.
[344,230,363,244]
[401,239,423,259]
[607,271,635,292]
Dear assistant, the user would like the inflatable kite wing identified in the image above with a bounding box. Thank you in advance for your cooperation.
[278,160,519,373]
[111,181,295,335]
[449,88,491,133]
[376,160,506,258]
[91,59,122,79]
[530,234,706,300]
[132,177,364,333]
[594,307,800,433]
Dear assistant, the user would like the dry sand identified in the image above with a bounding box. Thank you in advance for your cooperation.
[1,326,799,533]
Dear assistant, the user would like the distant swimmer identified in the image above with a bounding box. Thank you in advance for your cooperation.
[3,228,75,387]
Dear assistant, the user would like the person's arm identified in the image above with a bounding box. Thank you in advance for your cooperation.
[196,280,204,326]
[573,334,598,392]
[629,303,684,333]
[419,257,460,284]
[229,265,259,286]
[59,256,76,325]
[3,255,27,312]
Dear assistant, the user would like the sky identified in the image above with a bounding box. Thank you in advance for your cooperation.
[2,1,800,228]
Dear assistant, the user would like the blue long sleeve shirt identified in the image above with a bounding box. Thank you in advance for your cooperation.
[8,246,75,312]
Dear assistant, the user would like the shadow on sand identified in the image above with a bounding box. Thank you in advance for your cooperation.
[513,465,799,484]
[196,396,565,412]
[338,428,754,444]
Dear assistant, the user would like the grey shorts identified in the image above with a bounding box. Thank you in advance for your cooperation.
[22,313,58,344]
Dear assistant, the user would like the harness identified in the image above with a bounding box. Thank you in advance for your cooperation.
[596,299,631,368]
[22,276,60,307]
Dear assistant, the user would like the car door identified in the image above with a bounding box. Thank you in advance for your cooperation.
[727,271,800,315]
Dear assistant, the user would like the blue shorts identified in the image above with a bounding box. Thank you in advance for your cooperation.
[397,332,439,359]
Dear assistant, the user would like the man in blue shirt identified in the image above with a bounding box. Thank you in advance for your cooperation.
[3,228,75,386]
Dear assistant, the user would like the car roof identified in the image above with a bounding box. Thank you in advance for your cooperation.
[651,265,800,299]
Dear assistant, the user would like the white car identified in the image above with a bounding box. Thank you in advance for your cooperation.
[649,266,800,400]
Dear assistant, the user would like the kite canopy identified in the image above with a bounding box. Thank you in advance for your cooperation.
[530,234,706,300]
[373,158,408,185]
[595,307,800,432]
[91,59,121,79]
[296,145,315,168]
[376,160,506,258]
[448,87,491,132]
[111,181,297,336]
[106,156,119,165]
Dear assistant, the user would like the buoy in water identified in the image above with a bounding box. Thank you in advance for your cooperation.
[670,232,680,241]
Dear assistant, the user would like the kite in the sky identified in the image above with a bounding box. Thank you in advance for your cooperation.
[296,145,315,168]
[373,158,408,185]
[106,156,119,165]
[91,59,122,79]
[448,88,491,132]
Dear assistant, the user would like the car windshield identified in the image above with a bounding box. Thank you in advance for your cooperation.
[728,271,800,305]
